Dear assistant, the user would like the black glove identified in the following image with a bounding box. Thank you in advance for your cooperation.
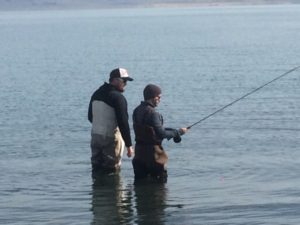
[173,132,181,143]
[173,135,181,143]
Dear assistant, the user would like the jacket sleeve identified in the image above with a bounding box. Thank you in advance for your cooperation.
[150,111,179,140]
[112,93,132,147]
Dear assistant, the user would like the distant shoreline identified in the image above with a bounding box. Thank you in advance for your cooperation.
[0,1,299,11]
[150,1,298,8]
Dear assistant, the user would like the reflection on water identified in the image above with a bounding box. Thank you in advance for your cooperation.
[91,172,167,225]
[133,180,167,225]
[91,172,133,225]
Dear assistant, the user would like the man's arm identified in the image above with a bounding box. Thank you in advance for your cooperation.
[150,112,179,140]
[112,93,133,147]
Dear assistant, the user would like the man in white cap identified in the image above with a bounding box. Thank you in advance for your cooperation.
[88,68,134,174]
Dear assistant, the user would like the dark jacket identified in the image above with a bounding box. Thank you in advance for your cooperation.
[88,82,132,147]
[132,101,182,145]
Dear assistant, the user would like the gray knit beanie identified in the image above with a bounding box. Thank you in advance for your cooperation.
[143,84,162,100]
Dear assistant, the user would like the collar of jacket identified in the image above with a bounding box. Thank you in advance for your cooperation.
[104,82,119,92]
[141,101,155,108]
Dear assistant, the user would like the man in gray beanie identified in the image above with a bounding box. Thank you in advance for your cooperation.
[132,84,187,183]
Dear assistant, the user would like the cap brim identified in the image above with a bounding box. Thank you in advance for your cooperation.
[122,77,133,81]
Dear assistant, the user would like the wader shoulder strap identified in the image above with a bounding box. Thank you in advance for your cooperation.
[133,123,160,144]
[134,108,161,144]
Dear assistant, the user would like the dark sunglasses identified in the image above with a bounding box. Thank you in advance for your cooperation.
[118,78,127,84]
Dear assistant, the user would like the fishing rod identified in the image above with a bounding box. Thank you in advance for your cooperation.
[187,65,300,130]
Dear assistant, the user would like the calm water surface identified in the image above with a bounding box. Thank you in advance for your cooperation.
[1,5,300,225]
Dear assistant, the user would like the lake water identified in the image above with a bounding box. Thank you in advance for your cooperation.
[1,4,300,225]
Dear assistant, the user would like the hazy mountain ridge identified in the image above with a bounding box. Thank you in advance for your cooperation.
[0,0,300,10]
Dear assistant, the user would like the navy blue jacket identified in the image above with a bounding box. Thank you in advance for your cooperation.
[133,101,182,144]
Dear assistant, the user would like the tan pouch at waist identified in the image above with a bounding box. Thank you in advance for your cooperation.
[154,145,168,165]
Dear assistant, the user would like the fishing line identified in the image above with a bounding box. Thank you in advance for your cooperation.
[187,65,300,129]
